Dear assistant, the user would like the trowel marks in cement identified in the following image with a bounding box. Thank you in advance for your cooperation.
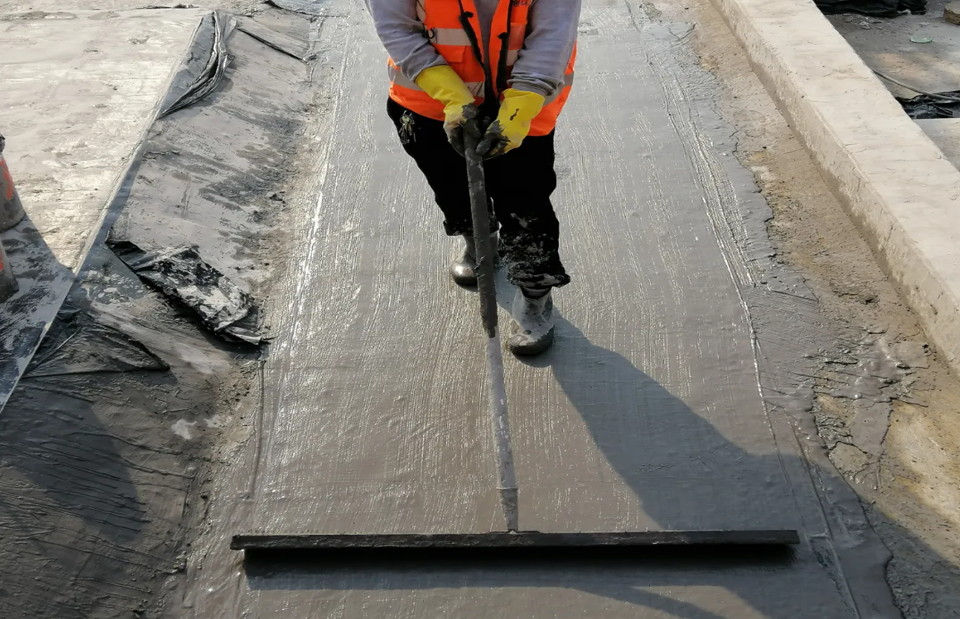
[180,0,895,618]
[246,3,799,539]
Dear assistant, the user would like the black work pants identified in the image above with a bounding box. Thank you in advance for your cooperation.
[387,98,570,290]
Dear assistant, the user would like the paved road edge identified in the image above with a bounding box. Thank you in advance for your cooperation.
[708,0,960,375]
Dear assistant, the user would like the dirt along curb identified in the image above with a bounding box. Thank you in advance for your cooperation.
[708,0,960,375]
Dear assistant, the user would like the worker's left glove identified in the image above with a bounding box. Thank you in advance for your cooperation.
[476,89,546,158]
[415,65,482,156]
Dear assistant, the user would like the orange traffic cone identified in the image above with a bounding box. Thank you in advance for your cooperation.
[0,135,25,232]
[1,134,23,302]
[0,238,16,303]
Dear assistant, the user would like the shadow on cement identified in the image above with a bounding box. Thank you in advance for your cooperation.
[519,316,791,533]
[0,272,167,564]
[0,379,157,545]
[0,255,229,617]
[239,303,956,617]
[236,310,836,617]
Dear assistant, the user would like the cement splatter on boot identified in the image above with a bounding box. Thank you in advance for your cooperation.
[450,233,497,288]
[508,287,554,356]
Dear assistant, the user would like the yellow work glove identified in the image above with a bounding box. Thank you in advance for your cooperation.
[476,89,546,158]
[415,65,481,155]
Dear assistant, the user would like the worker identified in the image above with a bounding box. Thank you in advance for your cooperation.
[365,0,580,355]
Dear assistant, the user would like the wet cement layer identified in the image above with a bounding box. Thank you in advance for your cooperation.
[246,5,799,538]
[178,0,899,617]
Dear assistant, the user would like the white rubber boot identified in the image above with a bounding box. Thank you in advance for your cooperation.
[508,287,555,356]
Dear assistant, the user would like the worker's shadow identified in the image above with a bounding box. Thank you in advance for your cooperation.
[514,313,795,535]
[244,310,864,618]
[504,313,808,617]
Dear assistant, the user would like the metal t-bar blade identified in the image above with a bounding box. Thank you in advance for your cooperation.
[231,530,802,552]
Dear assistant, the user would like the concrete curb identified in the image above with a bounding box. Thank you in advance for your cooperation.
[708,0,960,374]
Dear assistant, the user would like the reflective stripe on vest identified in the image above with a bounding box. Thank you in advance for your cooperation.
[387,0,576,137]
[429,28,473,47]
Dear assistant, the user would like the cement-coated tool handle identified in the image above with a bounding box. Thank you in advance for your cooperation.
[463,133,498,338]
[463,133,519,533]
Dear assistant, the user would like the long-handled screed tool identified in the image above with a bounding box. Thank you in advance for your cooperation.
[231,133,800,557]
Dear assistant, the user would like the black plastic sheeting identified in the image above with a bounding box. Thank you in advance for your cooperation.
[815,0,926,16]
[265,0,328,16]
[237,18,307,62]
[24,309,169,378]
[160,11,235,119]
[109,241,263,345]
[898,91,960,119]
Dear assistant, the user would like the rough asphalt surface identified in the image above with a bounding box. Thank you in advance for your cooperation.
[1,0,957,618]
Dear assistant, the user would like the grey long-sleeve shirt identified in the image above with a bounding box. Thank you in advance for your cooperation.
[363,0,580,98]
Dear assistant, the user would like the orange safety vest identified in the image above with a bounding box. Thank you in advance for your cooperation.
[387,0,576,137]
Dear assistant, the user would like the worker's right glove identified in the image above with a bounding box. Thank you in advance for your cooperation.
[415,65,481,156]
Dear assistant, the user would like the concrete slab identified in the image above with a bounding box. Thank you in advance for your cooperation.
[0,9,205,410]
[708,0,960,376]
